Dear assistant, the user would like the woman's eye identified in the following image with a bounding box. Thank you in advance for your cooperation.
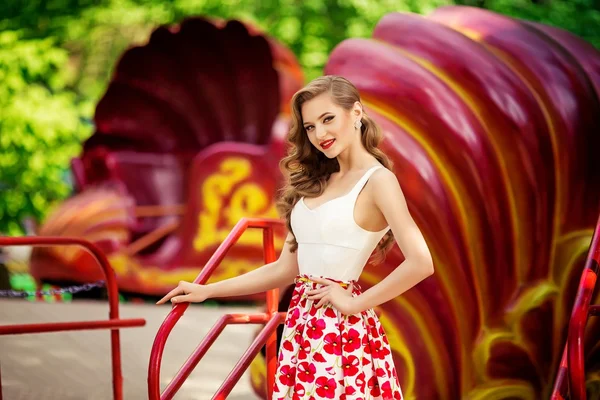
[305,126,313,131]
[324,116,333,123]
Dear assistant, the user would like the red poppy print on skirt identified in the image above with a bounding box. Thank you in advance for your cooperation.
[272,275,403,400]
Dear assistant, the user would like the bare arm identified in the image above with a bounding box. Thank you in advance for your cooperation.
[204,233,299,298]
[352,168,434,313]
[156,233,299,304]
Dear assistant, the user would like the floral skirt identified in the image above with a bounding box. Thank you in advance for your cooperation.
[272,274,403,400]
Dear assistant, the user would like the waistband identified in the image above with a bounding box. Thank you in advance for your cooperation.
[294,274,358,289]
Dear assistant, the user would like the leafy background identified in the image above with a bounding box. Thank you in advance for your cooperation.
[1,0,599,235]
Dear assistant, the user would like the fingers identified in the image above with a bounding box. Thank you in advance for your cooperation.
[306,287,329,297]
[309,276,334,286]
[171,294,192,304]
[315,294,330,309]
[307,290,329,301]
[156,280,192,305]
[156,287,183,305]
[345,282,354,293]
[303,278,354,309]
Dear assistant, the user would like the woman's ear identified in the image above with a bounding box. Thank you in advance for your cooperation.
[353,101,363,119]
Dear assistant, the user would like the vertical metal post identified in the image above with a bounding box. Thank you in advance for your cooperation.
[0,237,125,400]
[0,361,3,400]
[263,227,278,400]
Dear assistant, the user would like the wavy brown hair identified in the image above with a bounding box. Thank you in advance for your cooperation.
[276,75,395,264]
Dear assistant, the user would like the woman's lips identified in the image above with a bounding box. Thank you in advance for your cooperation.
[320,139,335,150]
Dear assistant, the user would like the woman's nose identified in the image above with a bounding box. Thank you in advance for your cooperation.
[315,125,326,139]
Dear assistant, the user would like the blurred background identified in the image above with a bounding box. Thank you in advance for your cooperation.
[1,0,599,238]
[1,0,600,399]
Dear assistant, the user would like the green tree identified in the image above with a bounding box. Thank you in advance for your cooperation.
[0,30,92,235]
[0,0,453,235]
[1,0,598,235]
[2,0,454,99]
[455,0,600,48]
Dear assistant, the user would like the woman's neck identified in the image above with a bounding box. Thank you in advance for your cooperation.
[335,143,378,175]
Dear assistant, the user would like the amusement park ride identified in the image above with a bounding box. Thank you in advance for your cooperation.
[2,5,600,399]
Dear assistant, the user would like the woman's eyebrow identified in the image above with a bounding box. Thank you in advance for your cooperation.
[303,112,332,126]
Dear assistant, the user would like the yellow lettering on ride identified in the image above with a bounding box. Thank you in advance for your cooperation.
[193,157,281,253]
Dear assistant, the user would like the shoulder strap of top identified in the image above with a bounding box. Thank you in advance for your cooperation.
[347,165,383,203]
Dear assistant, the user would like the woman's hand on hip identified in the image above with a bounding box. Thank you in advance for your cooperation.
[306,276,359,315]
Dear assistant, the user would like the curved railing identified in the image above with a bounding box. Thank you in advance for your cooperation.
[0,236,146,400]
[551,213,600,400]
[147,217,286,400]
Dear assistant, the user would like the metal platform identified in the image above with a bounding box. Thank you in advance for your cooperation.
[0,299,262,400]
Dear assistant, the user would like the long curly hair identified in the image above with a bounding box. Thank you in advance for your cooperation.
[276,75,395,264]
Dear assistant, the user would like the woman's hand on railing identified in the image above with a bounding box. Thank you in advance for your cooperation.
[156,281,211,305]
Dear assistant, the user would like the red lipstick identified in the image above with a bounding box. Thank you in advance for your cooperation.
[320,139,335,150]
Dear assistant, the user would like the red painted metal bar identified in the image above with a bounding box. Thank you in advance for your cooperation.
[0,318,146,335]
[213,313,284,400]
[263,227,279,400]
[161,313,273,398]
[568,213,600,400]
[148,218,254,399]
[160,313,232,399]
[0,236,146,400]
[148,218,285,400]
[551,213,600,400]
[551,346,569,400]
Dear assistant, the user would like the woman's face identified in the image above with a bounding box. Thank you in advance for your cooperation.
[301,93,362,158]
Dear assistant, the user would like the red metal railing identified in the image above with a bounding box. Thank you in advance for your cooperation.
[148,217,286,400]
[0,237,146,400]
[551,213,600,400]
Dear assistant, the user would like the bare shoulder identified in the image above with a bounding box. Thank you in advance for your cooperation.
[368,167,406,209]
[371,166,397,182]
[369,167,402,192]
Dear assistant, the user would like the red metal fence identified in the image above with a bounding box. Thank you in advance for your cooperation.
[551,213,600,400]
[0,236,146,400]
[148,217,286,400]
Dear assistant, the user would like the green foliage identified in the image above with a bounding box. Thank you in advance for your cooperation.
[0,30,93,235]
[455,0,600,48]
[2,0,454,97]
[185,0,453,80]
[0,0,454,235]
[0,0,599,236]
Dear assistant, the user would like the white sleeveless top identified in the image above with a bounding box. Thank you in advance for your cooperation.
[291,166,390,281]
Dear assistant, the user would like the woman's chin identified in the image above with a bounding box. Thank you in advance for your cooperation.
[320,145,342,159]
[322,150,339,159]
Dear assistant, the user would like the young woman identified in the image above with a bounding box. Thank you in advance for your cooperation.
[157,75,434,399]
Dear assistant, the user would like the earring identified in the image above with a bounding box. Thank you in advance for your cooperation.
[354,119,362,130]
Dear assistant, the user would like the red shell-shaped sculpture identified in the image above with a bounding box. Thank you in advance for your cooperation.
[90,19,280,151]
[31,17,303,295]
[30,8,600,399]
[248,6,600,399]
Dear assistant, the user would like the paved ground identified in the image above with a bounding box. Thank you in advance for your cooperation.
[0,299,263,399]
